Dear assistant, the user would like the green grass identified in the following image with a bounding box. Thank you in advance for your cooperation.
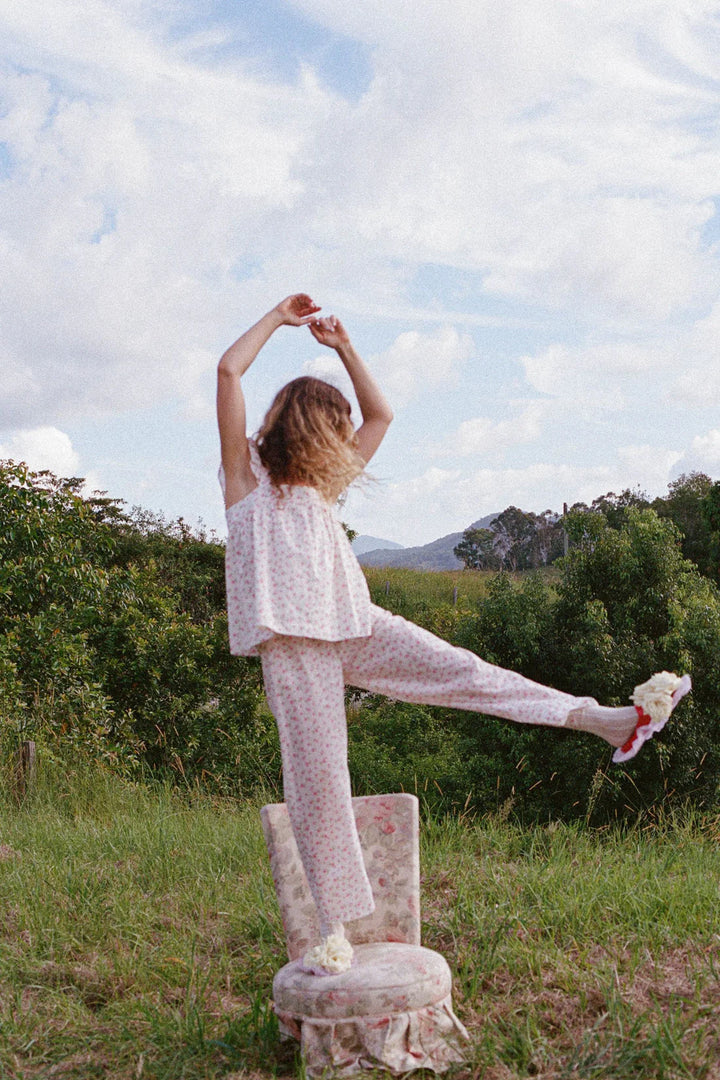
[363,565,561,616]
[363,566,495,612]
[1,770,719,1078]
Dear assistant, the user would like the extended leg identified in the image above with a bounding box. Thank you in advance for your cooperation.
[260,635,375,930]
[340,605,637,744]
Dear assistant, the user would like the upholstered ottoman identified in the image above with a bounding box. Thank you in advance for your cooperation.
[262,794,469,1076]
[274,941,467,1075]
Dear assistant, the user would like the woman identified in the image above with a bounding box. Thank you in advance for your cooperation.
[217,293,691,973]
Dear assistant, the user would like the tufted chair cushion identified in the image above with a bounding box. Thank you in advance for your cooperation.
[274,941,452,1018]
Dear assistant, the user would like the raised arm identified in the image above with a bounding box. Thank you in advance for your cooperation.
[309,317,393,463]
[217,294,320,509]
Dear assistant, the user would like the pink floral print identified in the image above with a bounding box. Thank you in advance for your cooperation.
[261,605,596,928]
[224,445,596,928]
[222,441,372,656]
[261,795,469,1075]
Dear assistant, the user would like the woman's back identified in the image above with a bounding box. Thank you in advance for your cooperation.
[223,441,372,657]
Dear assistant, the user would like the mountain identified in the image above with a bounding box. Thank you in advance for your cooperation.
[351,534,405,556]
[357,513,499,570]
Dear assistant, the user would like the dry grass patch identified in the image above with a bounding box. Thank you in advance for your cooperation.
[448,945,720,1079]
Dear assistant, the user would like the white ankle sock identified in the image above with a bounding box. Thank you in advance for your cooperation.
[567,704,638,747]
[319,919,345,940]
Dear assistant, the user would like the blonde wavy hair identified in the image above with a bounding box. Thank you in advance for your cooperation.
[257,377,365,502]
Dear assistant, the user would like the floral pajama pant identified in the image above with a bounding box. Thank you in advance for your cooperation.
[259,603,595,928]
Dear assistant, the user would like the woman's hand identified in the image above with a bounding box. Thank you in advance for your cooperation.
[275,294,321,326]
[310,315,392,464]
[309,315,351,350]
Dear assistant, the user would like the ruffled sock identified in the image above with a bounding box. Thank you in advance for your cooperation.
[566,674,692,761]
[301,921,354,976]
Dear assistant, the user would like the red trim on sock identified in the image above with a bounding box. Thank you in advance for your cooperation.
[618,705,648,755]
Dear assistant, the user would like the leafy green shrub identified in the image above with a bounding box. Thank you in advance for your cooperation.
[453,508,720,821]
[454,573,556,683]
[0,463,131,764]
[347,698,478,813]
[0,462,262,787]
[5,461,720,822]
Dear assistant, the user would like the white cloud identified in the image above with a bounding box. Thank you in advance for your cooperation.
[616,444,684,489]
[483,196,716,322]
[3,0,720,544]
[288,0,720,322]
[668,299,720,404]
[345,442,685,546]
[370,327,474,407]
[0,2,332,429]
[0,426,80,476]
[3,0,720,437]
[520,341,672,411]
[687,429,720,468]
[434,401,549,458]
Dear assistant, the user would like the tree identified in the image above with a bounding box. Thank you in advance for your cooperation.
[653,472,714,575]
[454,506,720,821]
[700,480,720,581]
[454,527,499,570]
[568,488,650,534]
[455,508,565,571]
[489,506,564,570]
[0,461,265,789]
[550,507,720,816]
[0,461,126,760]
[529,509,565,567]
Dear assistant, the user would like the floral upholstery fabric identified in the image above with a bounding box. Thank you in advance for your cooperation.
[276,994,467,1076]
[261,794,469,1074]
[274,942,452,1017]
[261,793,421,961]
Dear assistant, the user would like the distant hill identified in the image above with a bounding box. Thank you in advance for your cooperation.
[351,534,405,556]
[358,513,499,570]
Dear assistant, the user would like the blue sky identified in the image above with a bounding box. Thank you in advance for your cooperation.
[2,0,720,545]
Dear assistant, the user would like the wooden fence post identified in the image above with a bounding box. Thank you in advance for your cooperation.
[563,502,569,557]
[13,740,36,801]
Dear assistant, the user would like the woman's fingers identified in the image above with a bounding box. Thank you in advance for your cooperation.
[309,316,338,342]
[293,294,321,317]
[280,294,322,323]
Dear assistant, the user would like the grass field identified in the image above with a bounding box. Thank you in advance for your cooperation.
[362,565,561,612]
[363,566,495,611]
[1,769,719,1079]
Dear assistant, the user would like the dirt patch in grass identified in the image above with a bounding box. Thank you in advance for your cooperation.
[34,959,131,1012]
[629,943,720,1007]
[453,943,720,1079]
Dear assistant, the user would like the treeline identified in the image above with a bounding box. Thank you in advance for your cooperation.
[2,460,720,823]
[0,461,268,791]
[356,500,720,823]
[454,473,720,576]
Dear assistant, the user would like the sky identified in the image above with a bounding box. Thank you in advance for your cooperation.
[2,0,720,547]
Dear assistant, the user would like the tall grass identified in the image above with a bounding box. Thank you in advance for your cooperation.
[363,565,494,611]
[1,769,719,1078]
[363,565,560,614]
